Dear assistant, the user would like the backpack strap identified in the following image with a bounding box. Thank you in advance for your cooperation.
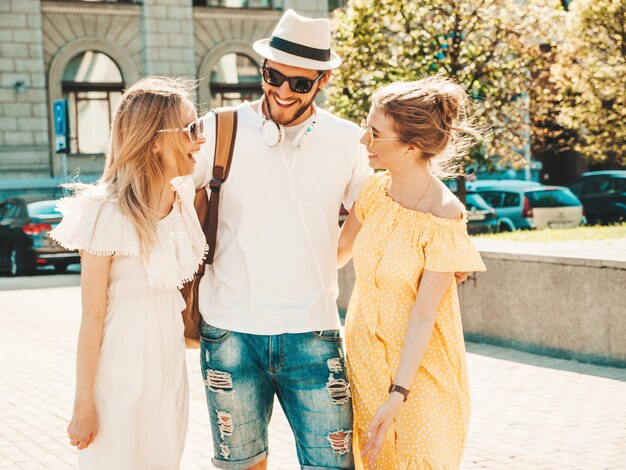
[196,107,238,268]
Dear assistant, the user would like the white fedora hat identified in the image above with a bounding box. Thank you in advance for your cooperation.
[253,9,342,71]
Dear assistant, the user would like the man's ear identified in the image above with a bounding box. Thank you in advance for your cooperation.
[318,70,332,89]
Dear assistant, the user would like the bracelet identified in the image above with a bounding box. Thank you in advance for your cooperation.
[388,384,410,402]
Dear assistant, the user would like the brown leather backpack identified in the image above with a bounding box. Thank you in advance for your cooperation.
[180,107,237,348]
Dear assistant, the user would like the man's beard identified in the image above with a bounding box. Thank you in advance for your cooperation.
[264,88,319,126]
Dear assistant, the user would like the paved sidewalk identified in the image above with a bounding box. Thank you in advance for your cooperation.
[1,282,625,469]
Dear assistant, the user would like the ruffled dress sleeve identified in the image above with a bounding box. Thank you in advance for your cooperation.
[49,185,140,257]
[354,172,384,224]
[145,176,208,289]
[50,177,207,290]
[423,216,486,273]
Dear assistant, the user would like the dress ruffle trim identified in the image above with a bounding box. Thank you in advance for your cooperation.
[49,184,141,257]
[146,176,208,289]
[423,220,486,273]
[50,176,207,289]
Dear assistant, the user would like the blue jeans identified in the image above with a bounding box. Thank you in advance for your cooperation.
[200,322,354,470]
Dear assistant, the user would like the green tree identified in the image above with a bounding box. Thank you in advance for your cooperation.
[328,0,564,174]
[556,0,625,166]
[527,41,578,163]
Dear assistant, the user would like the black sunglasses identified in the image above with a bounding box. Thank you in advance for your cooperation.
[261,66,324,94]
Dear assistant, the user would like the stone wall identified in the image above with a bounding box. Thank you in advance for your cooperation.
[0,0,49,178]
[141,0,196,77]
[285,0,329,18]
[458,252,626,366]
[41,1,142,177]
[41,1,142,73]
[337,253,626,366]
[194,8,281,109]
[1,1,331,183]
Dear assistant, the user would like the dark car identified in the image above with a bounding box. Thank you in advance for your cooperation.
[567,171,626,225]
[0,199,80,276]
[465,192,498,234]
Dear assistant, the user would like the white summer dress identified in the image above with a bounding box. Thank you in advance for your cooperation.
[50,176,207,470]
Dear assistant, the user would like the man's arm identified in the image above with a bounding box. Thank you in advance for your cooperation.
[337,208,362,268]
[191,112,216,190]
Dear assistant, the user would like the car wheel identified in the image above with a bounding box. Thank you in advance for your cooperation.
[53,263,68,273]
[498,221,513,232]
[8,248,35,277]
[8,249,18,277]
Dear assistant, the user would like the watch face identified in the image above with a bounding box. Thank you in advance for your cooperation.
[262,120,282,147]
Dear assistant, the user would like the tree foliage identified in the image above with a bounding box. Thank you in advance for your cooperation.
[328,0,565,171]
[555,0,625,166]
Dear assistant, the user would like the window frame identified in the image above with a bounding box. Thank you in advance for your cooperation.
[209,52,262,108]
[61,52,125,157]
[192,0,284,10]
[480,191,505,208]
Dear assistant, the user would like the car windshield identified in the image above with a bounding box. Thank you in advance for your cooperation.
[27,200,61,218]
[466,193,492,211]
[526,189,580,208]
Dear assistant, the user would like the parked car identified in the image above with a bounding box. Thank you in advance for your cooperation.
[467,180,585,231]
[567,170,626,225]
[467,179,543,191]
[0,198,79,276]
[465,192,498,234]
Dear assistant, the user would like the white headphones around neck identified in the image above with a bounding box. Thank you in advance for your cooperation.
[260,98,317,149]
[257,98,329,321]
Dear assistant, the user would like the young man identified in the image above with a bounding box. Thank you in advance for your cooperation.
[193,9,371,470]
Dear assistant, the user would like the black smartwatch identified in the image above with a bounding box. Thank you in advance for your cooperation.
[388,384,410,402]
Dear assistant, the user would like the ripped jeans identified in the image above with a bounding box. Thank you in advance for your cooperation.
[200,322,354,470]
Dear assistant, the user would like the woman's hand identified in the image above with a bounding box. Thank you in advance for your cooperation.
[68,251,110,450]
[361,392,404,467]
[455,271,470,285]
[67,401,98,450]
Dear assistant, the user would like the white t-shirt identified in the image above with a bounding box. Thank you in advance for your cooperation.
[192,101,372,335]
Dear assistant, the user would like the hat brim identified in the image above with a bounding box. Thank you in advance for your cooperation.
[253,38,342,71]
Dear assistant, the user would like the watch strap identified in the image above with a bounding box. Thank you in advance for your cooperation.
[388,384,410,402]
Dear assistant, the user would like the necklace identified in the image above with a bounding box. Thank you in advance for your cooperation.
[412,176,433,211]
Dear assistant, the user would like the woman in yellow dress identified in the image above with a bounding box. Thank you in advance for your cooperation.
[338,76,486,469]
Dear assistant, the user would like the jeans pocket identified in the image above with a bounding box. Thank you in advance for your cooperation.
[200,323,231,343]
[312,329,343,342]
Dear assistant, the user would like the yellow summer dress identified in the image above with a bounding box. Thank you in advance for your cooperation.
[345,172,486,469]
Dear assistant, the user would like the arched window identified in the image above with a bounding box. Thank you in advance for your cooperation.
[62,51,124,155]
[210,53,262,107]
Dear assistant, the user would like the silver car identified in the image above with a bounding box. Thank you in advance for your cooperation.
[467,180,585,231]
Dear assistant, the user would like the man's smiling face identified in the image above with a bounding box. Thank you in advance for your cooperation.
[262,60,330,127]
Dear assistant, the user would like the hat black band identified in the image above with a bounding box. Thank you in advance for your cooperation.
[269,36,330,62]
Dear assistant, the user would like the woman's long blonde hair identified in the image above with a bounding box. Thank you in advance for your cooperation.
[90,77,195,257]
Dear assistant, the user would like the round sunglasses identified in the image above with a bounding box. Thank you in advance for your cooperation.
[360,119,401,147]
[261,66,324,94]
[158,119,204,143]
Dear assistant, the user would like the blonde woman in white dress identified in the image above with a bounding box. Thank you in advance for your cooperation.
[50,77,207,469]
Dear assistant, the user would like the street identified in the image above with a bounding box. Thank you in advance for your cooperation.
[1,273,625,469]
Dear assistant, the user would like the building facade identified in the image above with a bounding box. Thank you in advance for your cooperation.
[0,0,334,198]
